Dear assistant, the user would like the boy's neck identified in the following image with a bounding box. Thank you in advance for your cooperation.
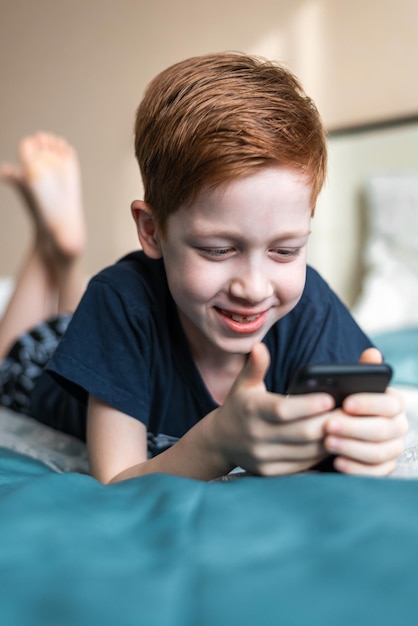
[193,351,246,406]
[176,308,247,404]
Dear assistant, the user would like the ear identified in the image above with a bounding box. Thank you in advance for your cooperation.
[131,200,162,259]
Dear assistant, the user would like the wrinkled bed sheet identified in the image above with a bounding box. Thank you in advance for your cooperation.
[0,390,418,625]
[2,449,418,626]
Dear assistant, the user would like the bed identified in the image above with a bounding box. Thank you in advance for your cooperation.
[1,118,418,625]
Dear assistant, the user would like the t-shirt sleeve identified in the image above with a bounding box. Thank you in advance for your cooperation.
[47,275,152,425]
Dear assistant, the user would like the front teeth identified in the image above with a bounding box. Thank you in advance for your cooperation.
[224,311,260,323]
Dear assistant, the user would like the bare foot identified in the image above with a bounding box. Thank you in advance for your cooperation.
[0,162,40,218]
[1,132,86,259]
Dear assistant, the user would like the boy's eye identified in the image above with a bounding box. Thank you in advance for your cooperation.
[270,248,300,259]
[198,247,234,258]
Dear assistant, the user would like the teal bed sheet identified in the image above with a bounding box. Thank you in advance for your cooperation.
[1,447,418,626]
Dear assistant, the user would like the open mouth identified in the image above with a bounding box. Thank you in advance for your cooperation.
[215,307,267,334]
[219,309,261,323]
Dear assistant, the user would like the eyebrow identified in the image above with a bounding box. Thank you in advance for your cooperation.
[188,228,311,241]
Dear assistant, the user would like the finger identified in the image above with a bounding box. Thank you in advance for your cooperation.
[252,440,327,463]
[253,410,330,442]
[237,342,271,390]
[247,455,328,477]
[358,347,383,364]
[326,411,408,442]
[333,456,398,477]
[246,390,333,424]
[266,391,334,423]
[325,434,405,465]
[342,388,405,417]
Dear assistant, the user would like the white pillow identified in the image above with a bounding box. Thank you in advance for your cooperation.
[352,174,418,334]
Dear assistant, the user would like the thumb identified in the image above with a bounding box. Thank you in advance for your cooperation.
[358,347,383,364]
[237,342,271,390]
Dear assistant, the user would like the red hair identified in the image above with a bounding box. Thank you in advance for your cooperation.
[134,52,327,230]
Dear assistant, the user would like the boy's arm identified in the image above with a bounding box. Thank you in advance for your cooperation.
[88,345,407,484]
[87,392,329,484]
[87,344,335,484]
[87,395,233,483]
[87,397,148,484]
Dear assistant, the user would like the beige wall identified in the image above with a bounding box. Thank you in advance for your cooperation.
[1,0,417,300]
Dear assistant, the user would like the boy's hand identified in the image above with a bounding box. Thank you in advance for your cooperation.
[323,348,408,476]
[210,343,336,476]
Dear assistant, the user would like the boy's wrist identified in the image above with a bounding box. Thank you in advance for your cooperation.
[199,409,236,478]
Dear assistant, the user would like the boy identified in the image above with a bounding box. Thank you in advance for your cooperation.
[38,52,406,482]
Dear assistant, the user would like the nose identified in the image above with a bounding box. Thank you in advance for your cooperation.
[228,260,274,304]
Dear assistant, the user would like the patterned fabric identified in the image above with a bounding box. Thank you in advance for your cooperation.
[0,314,71,415]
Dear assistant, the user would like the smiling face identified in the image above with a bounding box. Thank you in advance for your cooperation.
[134,166,312,362]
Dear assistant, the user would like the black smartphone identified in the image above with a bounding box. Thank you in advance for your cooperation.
[287,363,393,407]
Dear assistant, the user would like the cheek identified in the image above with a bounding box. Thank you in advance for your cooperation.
[186,265,225,301]
[278,262,307,301]
[167,260,221,304]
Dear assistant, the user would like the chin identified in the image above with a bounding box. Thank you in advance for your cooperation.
[216,334,266,355]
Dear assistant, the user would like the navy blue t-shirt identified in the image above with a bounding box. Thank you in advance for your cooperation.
[42,251,372,454]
